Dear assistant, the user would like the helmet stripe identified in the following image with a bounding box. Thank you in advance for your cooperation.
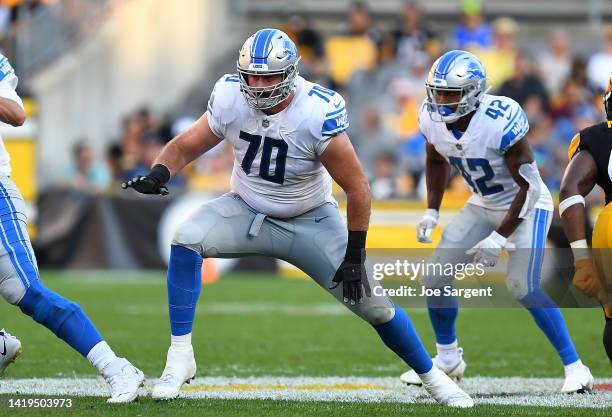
[252,29,277,64]
[251,29,268,63]
[260,29,277,63]
[250,31,263,61]
[436,50,464,79]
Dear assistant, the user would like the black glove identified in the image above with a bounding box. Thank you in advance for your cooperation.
[121,164,170,195]
[329,231,371,305]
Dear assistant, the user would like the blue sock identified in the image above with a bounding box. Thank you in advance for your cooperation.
[426,293,458,345]
[374,306,433,374]
[521,289,579,365]
[18,280,103,357]
[168,244,203,336]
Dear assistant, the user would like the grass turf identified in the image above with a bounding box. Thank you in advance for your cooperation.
[0,270,610,416]
[0,396,610,417]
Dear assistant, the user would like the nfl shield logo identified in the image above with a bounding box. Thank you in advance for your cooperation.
[262,119,270,128]
[456,144,463,150]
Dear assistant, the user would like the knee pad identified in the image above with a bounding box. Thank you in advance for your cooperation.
[172,222,205,254]
[0,274,27,305]
[17,281,80,336]
[507,276,529,301]
[361,305,395,326]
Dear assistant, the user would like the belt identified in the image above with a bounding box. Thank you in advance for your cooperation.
[248,213,267,237]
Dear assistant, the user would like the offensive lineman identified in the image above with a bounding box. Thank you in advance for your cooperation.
[559,76,612,362]
[123,29,474,407]
[399,50,593,392]
[0,54,144,402]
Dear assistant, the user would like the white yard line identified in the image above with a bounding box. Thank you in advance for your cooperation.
[1,376,611,408]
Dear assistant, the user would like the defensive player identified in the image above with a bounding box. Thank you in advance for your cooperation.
[559,76,612,362]
[399,50,593,392]
[0,54,143,402]
[123,29,473,407]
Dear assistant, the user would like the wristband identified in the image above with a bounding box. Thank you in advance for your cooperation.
[149,164,171,185]
[559,195,585,217]
[345,230,367,263]
[570,239,589,261]
[424,208,439,221]
[490,230,508,247]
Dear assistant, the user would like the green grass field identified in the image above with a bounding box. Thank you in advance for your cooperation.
[0,270,610,416]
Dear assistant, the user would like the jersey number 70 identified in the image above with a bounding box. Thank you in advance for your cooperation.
[239,130,288,185]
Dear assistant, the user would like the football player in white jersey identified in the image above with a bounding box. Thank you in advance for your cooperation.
[399,50,593,393]
[123,29,474,407]
[0,54,144,402]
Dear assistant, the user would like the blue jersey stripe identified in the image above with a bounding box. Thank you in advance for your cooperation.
[500,124,528,152]
[503,107,521,133]
[322,114,348,133]
[322,125,349,137]
[325,107,345,118]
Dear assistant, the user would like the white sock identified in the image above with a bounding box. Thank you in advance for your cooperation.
[171,333,192,350]
[87,341,119,375]
[417,365,439,383]
[564,359,583,373]
[436,340,459,367]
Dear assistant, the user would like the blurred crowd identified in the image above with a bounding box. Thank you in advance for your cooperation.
[49,0,612,201]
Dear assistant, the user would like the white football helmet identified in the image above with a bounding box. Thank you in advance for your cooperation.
[237,28,300,110]
[425,50,489,123]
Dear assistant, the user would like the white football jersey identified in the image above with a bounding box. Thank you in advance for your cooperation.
[0,54,24,177]
[206,74,348,218]
[419,94,553,211]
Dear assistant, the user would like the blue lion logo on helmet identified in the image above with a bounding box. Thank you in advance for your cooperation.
[283,39,297,61]
[466,61,485,80]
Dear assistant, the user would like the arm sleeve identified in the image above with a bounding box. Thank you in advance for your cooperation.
[311,91,349,156]
[499,100,529,154]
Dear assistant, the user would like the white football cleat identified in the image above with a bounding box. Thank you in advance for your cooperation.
[104,358,145,403]
[561,362,594,394]
[0,329,21,376]
[152,346,196,400]
[400,347,466,386]
[421,365,474,408]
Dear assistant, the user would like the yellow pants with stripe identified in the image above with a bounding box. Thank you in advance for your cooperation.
[592,202,612,317]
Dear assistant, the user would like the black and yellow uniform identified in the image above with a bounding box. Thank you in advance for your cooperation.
[568,121,612,203]
[568,121,612,361]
